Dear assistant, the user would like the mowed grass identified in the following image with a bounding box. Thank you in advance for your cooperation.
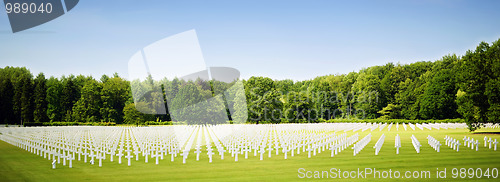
[1,125,500,182]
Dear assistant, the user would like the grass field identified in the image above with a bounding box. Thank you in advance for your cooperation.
[1,125,499,181]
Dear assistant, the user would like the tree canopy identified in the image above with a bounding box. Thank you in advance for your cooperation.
[0,39,499,131]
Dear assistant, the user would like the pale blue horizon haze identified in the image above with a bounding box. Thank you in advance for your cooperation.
[1,0,499,81]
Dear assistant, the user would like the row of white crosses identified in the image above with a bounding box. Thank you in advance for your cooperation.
[193,126,203,161]
[463,136,479,151]
[352,133,371,156]
[401,123,466,131]
[352,124,370,132]
[444,136,460,152]
[208,125,227,163]
[484,123,500,129]
[411,135,421,153]
[206,125,226,163]
[395,134,401,154]
[179,125,198,164]
[408,124,416,131]
[330,133,358,157]
[0,122,491,169]
[415,124,424,130]
[336,122,466,133]
[373,134,385,155]
[378,123,387,131]
[0,126,119,169]
[426,135,441,152]
[484,136,499,151]
[222,123,368,161]
[222,124,341,160]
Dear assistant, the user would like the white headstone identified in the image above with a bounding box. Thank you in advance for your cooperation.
[306,145,313,158]
[395,134,401,154]
[494,139,498,151]
[267,146,273,158]
[207,150,214,163]
[125,153,133,166]
[116,150,124,164]
[258,147,265,160]
[484,136,488,147]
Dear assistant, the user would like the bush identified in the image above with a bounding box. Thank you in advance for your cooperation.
[145,121,172,125]
[24,121,116,127]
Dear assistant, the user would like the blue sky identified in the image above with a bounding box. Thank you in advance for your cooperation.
[1,0,499,81]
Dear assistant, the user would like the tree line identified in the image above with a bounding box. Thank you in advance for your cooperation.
[242,39,500,131]
[0,70,131,126]
[0,39,498,130]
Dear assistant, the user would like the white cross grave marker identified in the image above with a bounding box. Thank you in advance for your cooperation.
[125,153,133,166]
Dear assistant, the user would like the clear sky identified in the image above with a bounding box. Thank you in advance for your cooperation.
[1,0,499,81]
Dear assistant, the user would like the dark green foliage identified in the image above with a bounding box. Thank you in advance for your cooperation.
[0,72,15,124]
[352,72,381,119]
[99,76,130,123]
[419,69,458,119]
[72,80,102,122]
[170,82,206,123]
[456,40,500,131]
[0,67,134,125]
[395,78,421,120]
[312,77,341,120]
[19,73,33,124]
[378,104,400,120]
[325,118,465,124]
[283,91,315,123]
[46,77,63,122]
[244,76,283,124]
[61,77,78,121]
[123,103,152,125]
[0,39,499,130]
[33,73,49,123]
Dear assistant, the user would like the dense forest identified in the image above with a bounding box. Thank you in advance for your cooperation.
[0,39,499,131]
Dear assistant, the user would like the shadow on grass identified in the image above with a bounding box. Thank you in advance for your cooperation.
[472,132,500,135]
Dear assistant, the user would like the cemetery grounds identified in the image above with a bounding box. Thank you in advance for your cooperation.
[0,123,499,182]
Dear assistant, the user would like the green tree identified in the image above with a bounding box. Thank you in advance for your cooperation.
[395,78,422,120]
[485,78,500,123]
[380,64,406,107]
[338,72,357,118]
[100,76,130,123]
[283,91,315,123]
[170,82,206,123]
[244,76,283,123]
[19,73,34,125]
[419,55,460,120]
[72,80,102,122]
[46,77,63,122]
[456,41,497,131]
[378,104,400,119]
[485,40,500,125]
[61,77,79,121]
[352,72,381,119]
[7,67,32,125]
[312,77,341,120]
[0,71,15,124]
[275,79,295,93]
[228,82,248,123]
[33,73,49,123]
[123,103,151,125]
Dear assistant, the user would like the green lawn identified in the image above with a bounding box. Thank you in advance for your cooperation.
[1,126,499,181]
